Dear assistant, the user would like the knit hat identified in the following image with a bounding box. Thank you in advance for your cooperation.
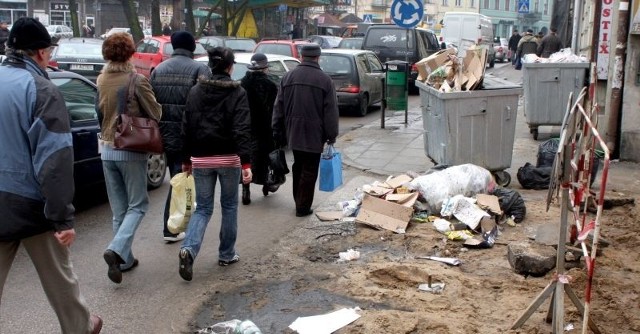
[7,17,58,50]
[247,53,269,70]
[526,29,534,34]
[171,31,196,52]
[301,44,321,57]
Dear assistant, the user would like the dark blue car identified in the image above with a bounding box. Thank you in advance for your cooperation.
[48,69,167,191]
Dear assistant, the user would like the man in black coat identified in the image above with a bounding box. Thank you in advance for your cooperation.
[150,31,211,242]
[272,44,339,217]
[508,29,521,66]
[0,21,9,55]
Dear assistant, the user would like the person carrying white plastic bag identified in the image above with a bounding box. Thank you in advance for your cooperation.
[168,172,196,234]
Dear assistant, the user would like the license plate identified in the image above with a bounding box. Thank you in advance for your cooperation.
[70,64,93,71]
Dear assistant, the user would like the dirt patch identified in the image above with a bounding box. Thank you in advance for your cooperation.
[194,189,640,333]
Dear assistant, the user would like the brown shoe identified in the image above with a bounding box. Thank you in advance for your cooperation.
[90,315,103,334]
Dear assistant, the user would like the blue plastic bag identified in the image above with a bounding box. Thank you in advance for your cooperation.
[319,145,343,192]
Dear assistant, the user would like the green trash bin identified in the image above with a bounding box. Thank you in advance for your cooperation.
[384,60,409,111]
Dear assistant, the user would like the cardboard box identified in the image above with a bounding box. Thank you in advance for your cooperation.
[416,48,457,82]
[356,194,414,233]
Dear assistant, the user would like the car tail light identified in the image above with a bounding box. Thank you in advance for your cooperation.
[49,60,59,67]
[338,85,360,93]
[411,63,418,73]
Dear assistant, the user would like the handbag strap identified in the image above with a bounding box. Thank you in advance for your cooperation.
[120,73,139,116]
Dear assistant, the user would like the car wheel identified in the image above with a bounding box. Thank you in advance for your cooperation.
[356,94,368,117]
[147,153,167,189]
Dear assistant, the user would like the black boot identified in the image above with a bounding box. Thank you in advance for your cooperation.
[242,184,251,205]
[262,185,269,196]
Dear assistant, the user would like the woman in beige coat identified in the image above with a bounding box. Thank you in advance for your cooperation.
[96,32,162,284]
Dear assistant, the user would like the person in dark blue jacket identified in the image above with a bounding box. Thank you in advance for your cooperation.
[0,17,102,333]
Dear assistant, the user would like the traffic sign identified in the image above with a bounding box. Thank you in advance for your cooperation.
[363,14,373,23]
[390,0,424,29]
[518,0,529,13]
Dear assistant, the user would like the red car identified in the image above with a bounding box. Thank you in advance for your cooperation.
[253,39,317,60]
[132,35,208,77]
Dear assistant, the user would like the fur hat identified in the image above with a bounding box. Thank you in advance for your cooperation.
[171,31,196,52]
[247,53,269,70]
[7,17,58,50]
[301,44,321,57]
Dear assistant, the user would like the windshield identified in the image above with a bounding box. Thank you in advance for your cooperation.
[365,28,414,48]
[225,39,256,51]
[46,26,57,33]
[164,42,208,56]
[325,36,343,48]
[57,43,103,56]
[318,55,352,75]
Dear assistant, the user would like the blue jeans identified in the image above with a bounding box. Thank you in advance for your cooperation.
[102,159,148,269]
[181,167,240,262]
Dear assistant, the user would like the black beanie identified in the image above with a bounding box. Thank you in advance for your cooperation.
[8,17,58,50]
[171,31,196,52]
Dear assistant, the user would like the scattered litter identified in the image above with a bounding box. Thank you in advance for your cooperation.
[338,249,360,262]
[288,307,361,334]
[355,194,413,233]
[314,211,343,221]
[198,319,262,334]
[433,218,452,233]
[464,221,498,249]
[418,276,446,293]
[505,216,517,227]
[416,256,462,266]
[445,230,474,240]
[441,195,490,230]
[476,194,502,215]
[564,323,575,331]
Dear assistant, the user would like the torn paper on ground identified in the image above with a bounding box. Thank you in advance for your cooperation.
[288,307,361,334]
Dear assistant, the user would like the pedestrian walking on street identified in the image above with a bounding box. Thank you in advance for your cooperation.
[537,27,563,58]
[0,17,102,333]
[0,21,9,55]
[508,29,521,66]
[240,53,280,205]
[162,23,172,36]
[272,44,339,217]
[150,31,211,243]
[178,46,252,282]
[96,32,162,284]
[515,29,539,69]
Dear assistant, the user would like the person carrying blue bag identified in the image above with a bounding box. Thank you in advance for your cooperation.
[272,44,339,217]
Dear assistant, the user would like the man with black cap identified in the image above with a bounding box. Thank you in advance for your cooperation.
[0,17,102,333]
[537,27,563,58]
[272,43,339,217]
[240,53,280,205]
[0,21,9,55]
[151,31,211,243]
[508,29,521,66]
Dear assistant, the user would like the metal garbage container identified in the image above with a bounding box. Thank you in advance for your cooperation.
[522,62,589,140]
[416,76,522,186]
[384,60,409,111]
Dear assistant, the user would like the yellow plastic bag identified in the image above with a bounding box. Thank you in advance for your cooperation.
[167,172,196,234]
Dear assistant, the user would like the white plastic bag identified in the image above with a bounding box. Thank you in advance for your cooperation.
[168,172,196,234]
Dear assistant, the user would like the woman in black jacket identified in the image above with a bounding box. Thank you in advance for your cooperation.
[239,53,280,204]
[178,46,252,281]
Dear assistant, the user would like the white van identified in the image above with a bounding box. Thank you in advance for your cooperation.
[440,12,496,67]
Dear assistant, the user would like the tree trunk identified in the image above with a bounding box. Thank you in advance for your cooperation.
[185,0,195,33]
[172,0,182,31]
[121,0,144,42]
[69,0,80,37]
[151,0,162,36]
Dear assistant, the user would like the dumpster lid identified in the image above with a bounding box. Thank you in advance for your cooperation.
[481,75,522,90]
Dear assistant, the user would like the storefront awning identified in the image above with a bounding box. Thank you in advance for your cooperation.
[193,9,222,18]
[202,0,330,8]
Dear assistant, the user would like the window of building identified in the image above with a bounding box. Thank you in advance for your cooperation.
[442,0,448,6]
[455,0,462,6]
[0,3,27,25]
[505,0,510,11]
[534,0,539,12]
[544,0,548,14]
[484,0,489,9]
[494,0,500,9]
[470,0,475,7]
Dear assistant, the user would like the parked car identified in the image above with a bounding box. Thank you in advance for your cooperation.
[253,39,317,59]
[132,35,208,77]
[307,35,343,49]
[493,37,509,62]
[100,27,130,39]
[49,38,105,82]
[196,52,300,82]
[337,37,363,50]
[198,36,256,52]
[46,25,73,41]
[362,24,440,91]
[318,49,385,116]
[48,68,167,190]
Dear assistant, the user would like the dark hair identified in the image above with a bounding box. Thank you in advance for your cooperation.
[207,46,235,74]
[102,32,135,63]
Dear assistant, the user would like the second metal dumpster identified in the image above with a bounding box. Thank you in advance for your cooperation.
[417,76,522,186]
[522,62,589,140]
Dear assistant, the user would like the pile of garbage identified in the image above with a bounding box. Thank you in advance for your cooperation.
[415,46,488,92]
[322,164,527,248]
[522,47,588,64]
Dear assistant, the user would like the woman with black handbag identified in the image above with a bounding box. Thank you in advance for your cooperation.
[96,32,162,284]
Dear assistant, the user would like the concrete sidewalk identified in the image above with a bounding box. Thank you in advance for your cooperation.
[336,94,640,196]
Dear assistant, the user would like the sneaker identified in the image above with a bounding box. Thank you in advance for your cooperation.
[103,250,122,284]
[164,232,186,243]
[179,249,193,281]
[218,254,240,266]
[90,315,103,334]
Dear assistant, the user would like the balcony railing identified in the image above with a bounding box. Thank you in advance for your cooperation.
[371,0,388,8]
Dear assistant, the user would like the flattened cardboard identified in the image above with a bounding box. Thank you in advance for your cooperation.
[476,194,502,215]
[384,174,413,189]
[416,48,457,82]
[364,185,393,197]
[356,194,414,233]
[386,192,415,204]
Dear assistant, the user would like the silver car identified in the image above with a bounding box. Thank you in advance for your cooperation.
[46,25,74,41]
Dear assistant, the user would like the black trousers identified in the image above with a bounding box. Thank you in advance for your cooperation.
[163,152,183,237]
[291,150,321,212]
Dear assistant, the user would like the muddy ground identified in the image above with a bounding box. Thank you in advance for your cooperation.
[191,172,639,334]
